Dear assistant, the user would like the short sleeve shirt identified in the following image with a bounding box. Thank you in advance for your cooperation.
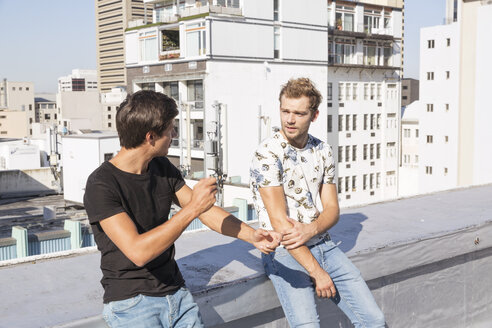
[83,157,185,303]
[250,132,335,231]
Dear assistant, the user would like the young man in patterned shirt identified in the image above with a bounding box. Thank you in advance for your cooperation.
[250,78,385,327]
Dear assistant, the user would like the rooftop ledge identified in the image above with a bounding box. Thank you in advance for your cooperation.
[1,184,492,327]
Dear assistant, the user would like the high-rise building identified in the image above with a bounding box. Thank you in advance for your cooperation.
[401,78,419,107]
[95,0,151,93]
[399,0,492,196]
[123,0,403,207]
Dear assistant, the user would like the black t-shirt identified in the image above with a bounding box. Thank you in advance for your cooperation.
[83,157,186,303]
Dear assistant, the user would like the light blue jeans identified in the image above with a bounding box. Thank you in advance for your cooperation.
[102,287,203,328]
[262,236,385,328]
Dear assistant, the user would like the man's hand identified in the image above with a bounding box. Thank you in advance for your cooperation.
[252,229,283,254]
[310,267,337,299]
[281,217,318,249]
[188,177,217,215]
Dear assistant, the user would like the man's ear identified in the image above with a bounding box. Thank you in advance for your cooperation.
[311,110,319,122]
[145,131,154,144]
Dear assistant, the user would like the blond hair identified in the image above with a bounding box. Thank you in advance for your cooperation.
[279,78,322,111]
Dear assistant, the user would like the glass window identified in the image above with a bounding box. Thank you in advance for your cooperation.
[187,80,203,109]
[139,31,158,62]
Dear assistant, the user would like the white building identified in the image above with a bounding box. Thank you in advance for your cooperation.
[58,69,98,92]
[100,87,127,131]
[399,100,420,197]
[124,0,403,207]
[406,0,492,195]
[56,69,102,132]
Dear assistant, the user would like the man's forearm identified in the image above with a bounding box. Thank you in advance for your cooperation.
[198,206,256,243]
[311,204,339,236]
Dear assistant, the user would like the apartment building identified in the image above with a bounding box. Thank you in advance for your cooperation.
[35,94,57,127]
[56,70,102,132]
[415,0,492,194]
[0,79,35,136]
[328,0,404,206]
[123,0,403,207]
[95,0,151,93]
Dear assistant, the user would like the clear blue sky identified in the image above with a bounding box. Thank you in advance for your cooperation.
[0,0,445,93]
[0,0,96,94]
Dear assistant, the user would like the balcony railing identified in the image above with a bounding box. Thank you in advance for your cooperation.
[154,0,241,24]
[330,23,393,37]
[329,53,392,67]
[171,139,204,149]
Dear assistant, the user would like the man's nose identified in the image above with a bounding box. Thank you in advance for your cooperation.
[286,113,295,123]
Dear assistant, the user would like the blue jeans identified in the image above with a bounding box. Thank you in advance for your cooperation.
[102,287,203,328]
[262,236,385,328]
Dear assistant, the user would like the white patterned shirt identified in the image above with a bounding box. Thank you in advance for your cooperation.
[250,131,335,235]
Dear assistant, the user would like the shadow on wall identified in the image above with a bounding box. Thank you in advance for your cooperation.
[0,169,58,199]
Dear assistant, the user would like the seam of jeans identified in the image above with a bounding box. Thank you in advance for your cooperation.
[339,293,367,328]
[166,294,174,325]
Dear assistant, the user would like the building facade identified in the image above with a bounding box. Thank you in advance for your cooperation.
[100,87,127,131]
[35,94,58,127]
[95,0,151,93]
[56,70,102,132]
[413,0,492,195]
[124,0,403,207]
[0,79,35,137]
[401,77,418,107]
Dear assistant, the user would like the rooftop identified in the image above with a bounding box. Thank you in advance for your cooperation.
[0,184,491,327]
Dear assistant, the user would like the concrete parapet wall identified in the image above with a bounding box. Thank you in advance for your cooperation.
[0,168,58,198]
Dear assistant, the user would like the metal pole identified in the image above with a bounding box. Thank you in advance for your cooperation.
[186,103,192,172]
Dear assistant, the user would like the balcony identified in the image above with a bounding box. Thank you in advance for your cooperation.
[329,23,394,40]
[150,0,242,24]
[328,53,395,70]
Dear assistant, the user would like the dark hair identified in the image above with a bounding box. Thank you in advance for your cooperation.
[116,90,178,148]
[279,77,322,111]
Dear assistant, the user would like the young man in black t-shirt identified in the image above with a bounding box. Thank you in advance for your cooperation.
[84,91,280,328]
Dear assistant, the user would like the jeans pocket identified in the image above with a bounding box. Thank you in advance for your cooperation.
[109,294,144,314]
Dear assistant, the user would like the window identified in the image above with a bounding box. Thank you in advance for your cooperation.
[29,104,32,111]
[107,106,111,112]
[445,136,449,143]
[338,146,343,163]
[363,174,367,190]
[428,40,435,48]
[108,114,111,119]
[345,145,350,162]
[363,144,368,160]
[415,155,419,163]
[352,145,357,161]
[353,83,357,100]
[328,115,333,133]
[104,153,113,161]
[427,135,433,143]
[376,83,382,101]
[426,166,433,175]
[402,85,408,90]
[370,144,374,160]
[339,83,344,101]
[345,176,350,192]
[352,176,357,192]
[416,129,419,138]
[444,167,448,175]
[447,38,451,47]
[139,30,158,62]
[44,114,50,120]
[404,128,410,138]
[376,172,381,188]
[336,5,355,32]
[186,22,206,57]
[370,84,375,100]
[427,104,434,112]
[328,83,333,101]
[274,27,280,58]
[364,9,381,33]
[364,114,368,130]
[273,0,279,20]
[445,104,449,111]
[364,83,369,100]
[12,87,15,91]
[446,71,450,79]
[140,83,155,91]
[376,114,381,129]
[352,114,357,131]
[29,118,33,124]
[345,83,351,101]
[376,143,381,159]
[345,114,350,131]
[187,80,203,109]
[338,115,343,131]
[370,114,375,130]
[108,122,112,128]
[427,72,434,80]
[338,178,342,194]
[370,173,374,189]
[19,87,23,91]
[162,81,179,101]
